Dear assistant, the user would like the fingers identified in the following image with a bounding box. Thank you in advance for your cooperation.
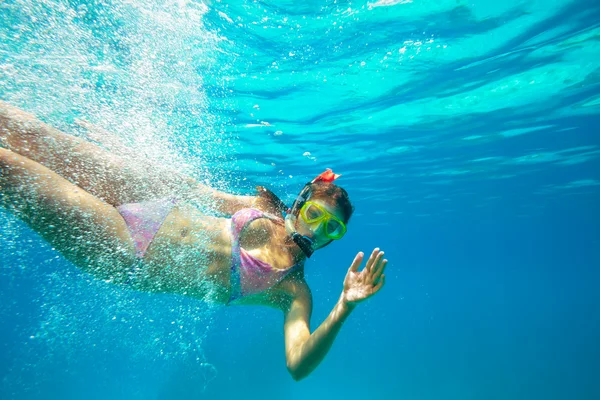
[365,248,380,272]
[351,248,388,277]
[371,274,385,294]
[367,249,385,275]
[348,251,364,273]
[372,258,387,282]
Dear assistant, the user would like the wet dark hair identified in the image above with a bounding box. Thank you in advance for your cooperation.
[255,182,354,223]
[303,181,354,223]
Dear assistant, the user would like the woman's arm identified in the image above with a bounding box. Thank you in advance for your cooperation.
[192,183,255,216]
[0,103,260,211]
[282,249,387,381]
[74,115,258,213]
[194,184,287,217]
[283,285,355,381]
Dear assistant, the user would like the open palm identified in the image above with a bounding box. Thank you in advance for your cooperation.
[342,248,387,305]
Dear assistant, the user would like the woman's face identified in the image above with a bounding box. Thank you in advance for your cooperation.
[295,198,346,250]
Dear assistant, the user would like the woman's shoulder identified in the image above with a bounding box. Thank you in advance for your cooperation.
[252,186,289,216]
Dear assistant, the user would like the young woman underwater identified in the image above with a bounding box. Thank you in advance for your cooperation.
[0,101,388,381]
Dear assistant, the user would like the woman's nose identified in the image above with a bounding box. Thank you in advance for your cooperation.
[312,221,326,235]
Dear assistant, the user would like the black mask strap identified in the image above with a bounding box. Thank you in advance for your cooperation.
[290,183,312,216]
[287,183,316,258]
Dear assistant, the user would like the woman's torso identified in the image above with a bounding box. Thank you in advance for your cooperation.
[138,203,302,306]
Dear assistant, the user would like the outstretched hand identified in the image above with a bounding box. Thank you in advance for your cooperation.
[341,248,388,306]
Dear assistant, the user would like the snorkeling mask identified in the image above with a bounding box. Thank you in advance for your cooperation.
[299,201,347,239]
[284,169,344,258]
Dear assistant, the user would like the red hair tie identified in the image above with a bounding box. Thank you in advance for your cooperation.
[311,168,341,183]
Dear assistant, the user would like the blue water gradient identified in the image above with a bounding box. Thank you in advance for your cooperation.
[1,0,599,399]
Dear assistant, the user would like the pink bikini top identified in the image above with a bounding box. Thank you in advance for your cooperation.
[228,208,302,304]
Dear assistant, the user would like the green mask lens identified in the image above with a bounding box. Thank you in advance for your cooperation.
[300,201,347,240]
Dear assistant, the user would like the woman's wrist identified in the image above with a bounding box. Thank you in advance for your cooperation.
[338,292,357,316]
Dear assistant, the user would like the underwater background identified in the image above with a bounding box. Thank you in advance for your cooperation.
[1,0,599,399]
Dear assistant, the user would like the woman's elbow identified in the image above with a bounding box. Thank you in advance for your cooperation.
[287,364,306,382]
[286,357,311,381]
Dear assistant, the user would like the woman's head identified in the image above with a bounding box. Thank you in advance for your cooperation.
[290,179,354,251]
[296,181,353,224]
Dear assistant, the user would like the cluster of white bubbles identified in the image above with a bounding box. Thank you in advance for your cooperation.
[0,0,231,395]
[1,0,230,177]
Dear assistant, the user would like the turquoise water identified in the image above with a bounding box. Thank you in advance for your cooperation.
[1,0,599,399]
